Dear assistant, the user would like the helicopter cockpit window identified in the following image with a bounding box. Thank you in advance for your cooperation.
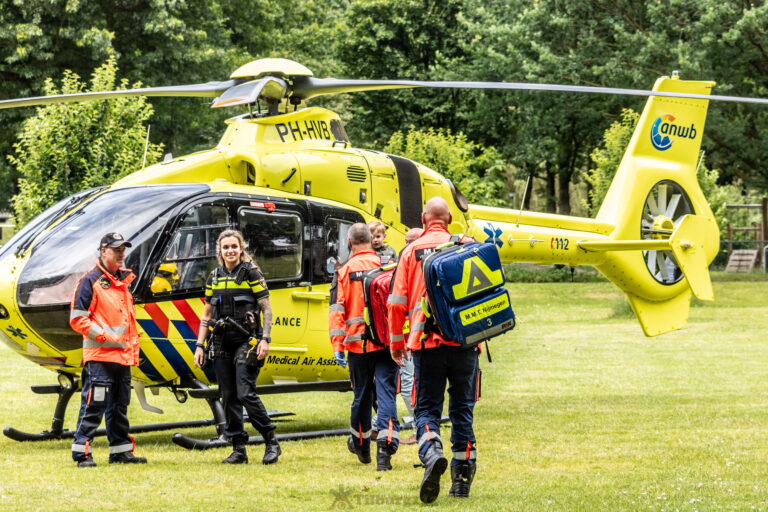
[0,187,104,262]
[151,204,231,295]
[18,185,207,306]
[238,208,302,280]
[325,218,353,274]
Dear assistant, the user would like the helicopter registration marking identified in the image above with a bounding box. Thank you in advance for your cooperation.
[551,237,570,250]
[275,120,332,143]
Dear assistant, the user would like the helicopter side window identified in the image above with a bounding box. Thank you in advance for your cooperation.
[238,208,302,280]
[151,204,231,295]
[325,218,353,274]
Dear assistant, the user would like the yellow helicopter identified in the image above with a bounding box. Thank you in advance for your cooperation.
[0,57,755,447]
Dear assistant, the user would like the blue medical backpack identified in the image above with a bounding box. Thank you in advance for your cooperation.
[421,238,515,346]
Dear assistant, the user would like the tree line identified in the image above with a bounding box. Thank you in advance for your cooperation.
[1,0,766,231]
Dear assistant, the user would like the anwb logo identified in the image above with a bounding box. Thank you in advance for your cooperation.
[650,114,697,151]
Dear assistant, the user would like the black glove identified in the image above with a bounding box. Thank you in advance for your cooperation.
[245,337,261,367]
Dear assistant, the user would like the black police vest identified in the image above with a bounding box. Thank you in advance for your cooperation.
[209,263,260,326]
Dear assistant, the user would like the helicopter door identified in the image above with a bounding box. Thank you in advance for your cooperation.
[236,201,308,346]
[306,202,365,339]
[139,200,232,382]
[361,151,406,232]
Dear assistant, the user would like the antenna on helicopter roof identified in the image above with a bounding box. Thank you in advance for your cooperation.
[142,125,150,169]
[516,174,531,227]
[695,150,705,175]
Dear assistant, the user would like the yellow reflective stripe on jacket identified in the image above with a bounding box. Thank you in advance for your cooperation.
[211,278,266,295]
[210,280,252,291]
[248,280,266,294]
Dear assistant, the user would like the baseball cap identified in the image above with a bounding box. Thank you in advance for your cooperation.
[100,232,133,249]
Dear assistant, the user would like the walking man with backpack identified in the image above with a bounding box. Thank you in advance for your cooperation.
[329,222,401,470]
[388,198,480,503]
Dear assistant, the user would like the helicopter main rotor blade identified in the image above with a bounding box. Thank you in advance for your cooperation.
[0,80,243,110]
[291,77,768,105]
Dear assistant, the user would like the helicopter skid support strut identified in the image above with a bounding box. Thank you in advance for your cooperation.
[3,382,78,442]
[171,416,451,450]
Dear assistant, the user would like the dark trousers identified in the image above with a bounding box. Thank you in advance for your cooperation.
[347,349,401,453]
[71,361,132,462]
[412,345,479,466]
[214,342,275,444]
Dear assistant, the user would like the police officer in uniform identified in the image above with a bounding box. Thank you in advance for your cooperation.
[388,198,479,502]
[329,223,401,470]
[194,229,280,464]
[70,232,147,467]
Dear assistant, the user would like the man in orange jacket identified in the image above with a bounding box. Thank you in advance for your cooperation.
[69,232,146,467]
[388,198,479,503]
[329,223,401,470]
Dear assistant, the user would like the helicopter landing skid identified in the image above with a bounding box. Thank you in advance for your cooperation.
[171,416,451,450]
[3,378,232,442]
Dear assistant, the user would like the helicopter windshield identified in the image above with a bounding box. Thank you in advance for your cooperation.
[0,187,104,262]
[18,184,208,306]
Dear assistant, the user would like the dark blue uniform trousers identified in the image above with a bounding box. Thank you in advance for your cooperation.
[71,361,133,462]
[214,342,275,444]
[347,349,401,453]
[412,344,479,466]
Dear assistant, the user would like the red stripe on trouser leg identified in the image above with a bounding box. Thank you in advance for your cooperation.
[387,419,393,444]
[359,424,363,446]
[410,377,416,408]
[87,388,92,405]
[130,435,135,453]
[466,441,471,460]
[397,370,401,394]
[85,440,90,458]
[476,369,482,401]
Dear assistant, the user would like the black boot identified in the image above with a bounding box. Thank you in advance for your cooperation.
[77,457,96,468]
[419,442,448,504]
[222,443,248,464]
[449,462,476,498]
[262,430,281,465]
[346,435,371,464]
[109,452,147,464]
[376,440,392,471]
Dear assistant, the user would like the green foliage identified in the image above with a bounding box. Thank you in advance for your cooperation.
[9,58,163,226]
[335,0,465,148]
[503,264,607,283]
[383,127,509,206]
[583,109,640,216]
[2,0,767,216]
[0,0,348,210]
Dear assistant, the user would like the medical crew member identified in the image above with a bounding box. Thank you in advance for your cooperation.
[373,227,422,444]
[397,227,422,444]
[388,198,479,502]
[193,229,280,465]
[70,232,146,467]
[329,223,401,471]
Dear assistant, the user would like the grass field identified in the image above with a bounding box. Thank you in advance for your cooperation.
[0,281,767,511]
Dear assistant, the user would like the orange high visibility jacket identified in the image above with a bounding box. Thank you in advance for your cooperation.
[70,261,140,366]
[329,249,383,354]
[387,224,472,352]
